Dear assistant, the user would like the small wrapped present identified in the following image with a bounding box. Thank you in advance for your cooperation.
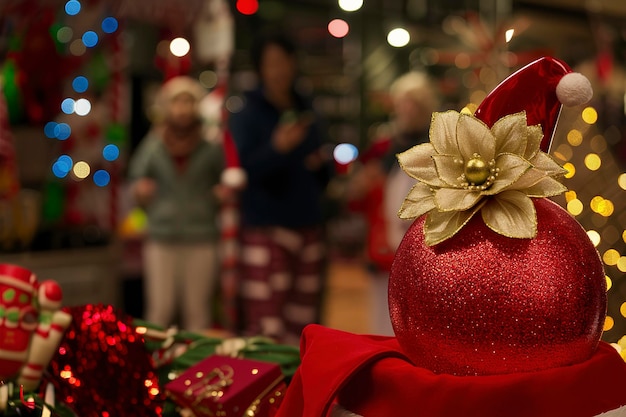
[165,354,286,417]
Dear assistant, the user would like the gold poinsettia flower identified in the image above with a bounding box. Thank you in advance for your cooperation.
[397,110,567,246]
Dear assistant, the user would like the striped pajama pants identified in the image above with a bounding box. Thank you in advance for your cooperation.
[239,226,326,345]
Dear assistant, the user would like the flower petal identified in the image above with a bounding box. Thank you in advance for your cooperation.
[424,203,483,246]
[398,183,436,219]
[482,153,532,195]
[523,177,568,197]
[529,152,567,177]
[432,154,464,187]
[434,187,482,212]
[506,167,547,190]
[429,111,461,155]
[481,190,537,238]
[398,143,446,187]
[524,124,543,160]
[456,113,496,162]
[491,112,528,156]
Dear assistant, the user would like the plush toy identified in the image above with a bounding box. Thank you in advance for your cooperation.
[0,264,71,398]
[274,57,626,417]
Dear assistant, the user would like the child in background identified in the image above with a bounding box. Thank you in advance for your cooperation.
[128,76,224,332]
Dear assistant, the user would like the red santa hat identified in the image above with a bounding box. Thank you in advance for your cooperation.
[220,130,246,189]
[474,56,592,152]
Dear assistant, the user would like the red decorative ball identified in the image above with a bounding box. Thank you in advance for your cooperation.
[389,198,606,376]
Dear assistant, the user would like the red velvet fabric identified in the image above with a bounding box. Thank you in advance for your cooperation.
[276,324,626,417]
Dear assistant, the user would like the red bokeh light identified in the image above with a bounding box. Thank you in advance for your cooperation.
[236,0,259,15]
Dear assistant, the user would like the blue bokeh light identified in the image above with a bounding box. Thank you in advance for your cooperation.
[101,17,119,34]
[333,143,359,164]
[44,122,58,138]
[102,144,120,161]
[65,0,81,16]
[93,170,111,187]
[54,123,71,140]
[82,31,98,48]
[72,76,88,93]
[57,155,73,167]
[61,98,75,114]
[52,156,73,178]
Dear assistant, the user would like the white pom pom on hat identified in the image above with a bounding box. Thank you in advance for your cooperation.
[221,130,247,189]
[556,72,593,107]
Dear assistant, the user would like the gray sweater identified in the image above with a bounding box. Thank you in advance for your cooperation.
[128,133,224,242]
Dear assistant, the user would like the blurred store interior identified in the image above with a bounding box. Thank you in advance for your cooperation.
[1,0,626,341]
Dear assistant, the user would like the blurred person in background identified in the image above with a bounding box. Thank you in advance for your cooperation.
[347,71,441,335]
[228,32,334,345]
[128,76,225,333]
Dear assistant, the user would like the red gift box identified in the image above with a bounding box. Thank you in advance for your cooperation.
[165,354,286,417]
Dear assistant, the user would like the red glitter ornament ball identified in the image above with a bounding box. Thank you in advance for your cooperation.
[389,198,606,376]
[46,304,164,417]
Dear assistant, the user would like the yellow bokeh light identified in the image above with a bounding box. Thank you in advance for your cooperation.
[618,173,626,190]
[553,144,572,162]
[567,198,583,216]
[564,190,577,202]
[584,153,601,171]
[72,161,90,179]
[567,129,583,146]
[620,302,626,318]
[603,249,620,266]
[603,315,614,331]
[606,275,612,291]
[563,162,575,178]
[622,230,626,243]
[582,106,598,124]
[618,256,626,272]
[590,196,604,213]
[587,230,601,247]
[590,135,607,153]
[598,199,614,217]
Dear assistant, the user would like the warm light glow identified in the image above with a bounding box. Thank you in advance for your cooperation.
[584,153,601,171]
[562,162,575,179]
[607,275,613,291]
[566,198,583,216]
[57,26,73,43]
[553,144,572,162]
[199,71,218,89]
[620,302,626,318]
[73,161,91,179]
[604,315,614,331]
[618,173,626,190]
[590,134,607,153]
[328,19,350,38]
[338,0,363,12]
[587,230,601,247]
[564,190,577,202]
[170,37,190,57]
[69,39,86,56]
[505,28,515,43]
[603,249,620,266]
[455,53,472,69]
[617,256,626,272]
[387,28,410,47]
[582,106,598,124]
[567,129,583,146]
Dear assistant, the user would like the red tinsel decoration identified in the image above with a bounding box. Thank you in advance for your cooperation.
[45,304,164,417]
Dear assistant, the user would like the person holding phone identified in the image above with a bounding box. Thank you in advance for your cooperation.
[228,32,334,345]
